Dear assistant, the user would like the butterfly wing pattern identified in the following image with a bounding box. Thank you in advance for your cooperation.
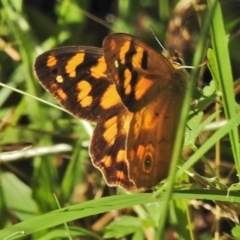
[35,33,188,190]
[34,46,135,189]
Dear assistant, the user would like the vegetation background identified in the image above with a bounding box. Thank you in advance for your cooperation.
[1,0,240,239]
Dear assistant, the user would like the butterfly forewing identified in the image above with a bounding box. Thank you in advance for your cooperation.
[103,33,176,113]
[34,46,123,122]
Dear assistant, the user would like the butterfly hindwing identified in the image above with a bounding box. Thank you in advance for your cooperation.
[90,110,135,189]
[126,82,186,189]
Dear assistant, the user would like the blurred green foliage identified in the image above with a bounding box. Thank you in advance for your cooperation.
[0,0,240,239]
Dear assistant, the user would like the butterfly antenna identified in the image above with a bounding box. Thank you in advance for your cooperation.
[149,24,166,52]
[177,60,208,69]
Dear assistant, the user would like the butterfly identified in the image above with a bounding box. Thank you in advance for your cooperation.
[34,33,188,190]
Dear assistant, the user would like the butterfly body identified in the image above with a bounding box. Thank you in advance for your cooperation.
[34,33,188,190]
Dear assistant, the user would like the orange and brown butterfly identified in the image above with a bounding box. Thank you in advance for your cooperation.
[34,33,188,190]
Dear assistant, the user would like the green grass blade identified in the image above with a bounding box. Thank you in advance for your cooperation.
[208,0,240,175]
[156,1,216,237]
[1,190,240,239]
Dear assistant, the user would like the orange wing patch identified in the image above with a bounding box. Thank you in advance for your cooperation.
[46,55,58,67]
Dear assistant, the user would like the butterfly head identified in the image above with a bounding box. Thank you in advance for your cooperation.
[170,50,184,69]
